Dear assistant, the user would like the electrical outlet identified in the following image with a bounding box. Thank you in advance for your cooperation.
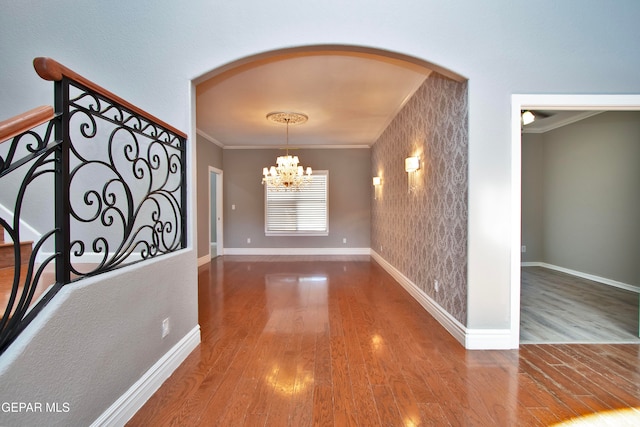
[434,280,439,292]
[247,237,251,244]
[162,318,170,338]
[521,245,526,253]
[343,238,347,244]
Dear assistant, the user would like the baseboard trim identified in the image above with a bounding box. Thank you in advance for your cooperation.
[521,262,639,294]
[224,247,371,256]
[0,202,41,244]
[369,250,468,347]
[371,251,516,349]
[197,255,210,266]
[520,262,539,267]
[464,328,516,350]
[91,325,201,427]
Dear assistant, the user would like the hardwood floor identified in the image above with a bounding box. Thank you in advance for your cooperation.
[520,267,640,344]
[128,257,640,426]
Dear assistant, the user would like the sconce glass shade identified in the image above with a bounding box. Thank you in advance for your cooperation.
[372,176,381,200]
[405,156,420,172]
[521,110,535,125]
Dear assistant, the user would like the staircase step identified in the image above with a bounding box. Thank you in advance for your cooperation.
[0,241,33,269]
[0,264,51,321]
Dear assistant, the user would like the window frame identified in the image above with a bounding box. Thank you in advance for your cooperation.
[264,170,329,236]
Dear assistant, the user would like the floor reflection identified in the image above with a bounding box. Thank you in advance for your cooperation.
[552,407,640,425]
[264,362,314,396]
[263,273,329,334]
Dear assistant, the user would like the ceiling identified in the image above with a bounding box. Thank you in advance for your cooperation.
[195,52,604,146]
[195,52,432,148]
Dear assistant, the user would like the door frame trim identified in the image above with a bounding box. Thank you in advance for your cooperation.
[510,94,640,348]
[208,166,224,259]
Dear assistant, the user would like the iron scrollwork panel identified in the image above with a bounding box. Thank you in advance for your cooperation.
[65,79,186,277]
[0,71,187,355]
[0,119,60,352]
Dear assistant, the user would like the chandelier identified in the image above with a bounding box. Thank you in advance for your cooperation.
[262,112,312,191]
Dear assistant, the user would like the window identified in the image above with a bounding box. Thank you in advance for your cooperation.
[265,171,328,236]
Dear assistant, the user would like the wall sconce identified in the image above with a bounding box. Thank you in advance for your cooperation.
[372,176,381,199]
[405,156,420,193]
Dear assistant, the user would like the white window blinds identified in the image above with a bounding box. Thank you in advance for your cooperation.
[265,171,328,236]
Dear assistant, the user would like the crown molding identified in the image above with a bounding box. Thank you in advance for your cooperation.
[223,144,371,150]
[522,111,604,134]
[195,128,225,148]
[194,129,370,149]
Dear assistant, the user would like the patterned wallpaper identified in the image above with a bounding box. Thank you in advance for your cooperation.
[371,73,468,325]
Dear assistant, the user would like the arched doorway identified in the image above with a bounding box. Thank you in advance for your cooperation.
[191,44,471,345]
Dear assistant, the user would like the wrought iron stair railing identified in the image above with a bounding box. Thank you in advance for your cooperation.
[0,57,187,355]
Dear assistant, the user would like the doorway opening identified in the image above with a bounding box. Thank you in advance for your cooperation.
[511,94,640,346]
[191,44,469,346]
[209,167,223,259]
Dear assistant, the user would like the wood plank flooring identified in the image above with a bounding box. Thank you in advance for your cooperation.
[520,267,640,344]
[128,257,640,426]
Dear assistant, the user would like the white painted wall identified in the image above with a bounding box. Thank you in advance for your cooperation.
[1,0,640,423]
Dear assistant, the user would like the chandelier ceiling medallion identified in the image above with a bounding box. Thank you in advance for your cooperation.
[262,111,312,191]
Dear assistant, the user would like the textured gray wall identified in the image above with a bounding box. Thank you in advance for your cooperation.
[196,134,223,258]
[521,133,545,262]
[524,112,640,286]
[371,73,468,324]
[224,148,370,249]
[0,252,197,427]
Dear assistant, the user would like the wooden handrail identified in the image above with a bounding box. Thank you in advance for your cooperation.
[0,105,55,144]
[33,57,187,139]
